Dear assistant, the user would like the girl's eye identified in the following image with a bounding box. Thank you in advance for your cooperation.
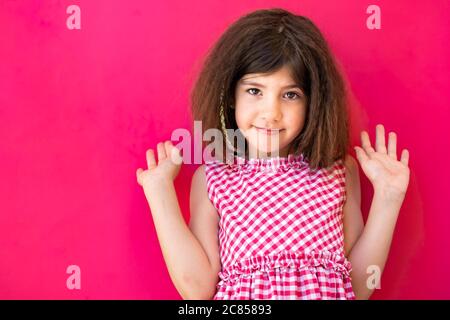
[285,91,301,100]
[246,88,261,95]
[246,88,302,100]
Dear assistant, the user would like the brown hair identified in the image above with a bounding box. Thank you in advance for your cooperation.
[190,8,350,170]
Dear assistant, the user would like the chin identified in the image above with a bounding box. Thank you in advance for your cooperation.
[247,143,289,156]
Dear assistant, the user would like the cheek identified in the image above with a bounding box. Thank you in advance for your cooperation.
[234,109,243,127]
[235,107,253,127]
[285,108,305,125]
[286,108,306,131]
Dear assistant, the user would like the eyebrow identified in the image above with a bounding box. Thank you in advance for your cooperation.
[239,79,300,90]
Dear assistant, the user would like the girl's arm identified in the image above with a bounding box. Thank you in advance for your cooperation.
[344,124,410,300]
[342,155,364,257]
[136,141,221,300]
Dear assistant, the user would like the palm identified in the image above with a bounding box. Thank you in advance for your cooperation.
[354,124,410,196]
[136,141,183,189]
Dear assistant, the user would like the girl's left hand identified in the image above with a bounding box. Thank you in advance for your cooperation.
[354,124,410,200]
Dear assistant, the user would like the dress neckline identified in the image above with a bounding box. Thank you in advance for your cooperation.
[232,153,308,172]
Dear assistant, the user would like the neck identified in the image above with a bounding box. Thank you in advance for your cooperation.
[245,146,291,159]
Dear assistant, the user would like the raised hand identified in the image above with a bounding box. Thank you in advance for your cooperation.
[136,140,183,189]
[354,124,410,200]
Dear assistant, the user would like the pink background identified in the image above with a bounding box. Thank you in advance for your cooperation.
[0,0,449,299]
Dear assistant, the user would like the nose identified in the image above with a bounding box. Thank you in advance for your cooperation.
[260,98,282,123]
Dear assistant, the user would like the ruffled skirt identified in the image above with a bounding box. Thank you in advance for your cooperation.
[214,250,355,300]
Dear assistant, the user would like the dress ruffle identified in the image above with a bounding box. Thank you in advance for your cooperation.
[219,250,352,282]
[230,153,309,174]
[215,250,355,300]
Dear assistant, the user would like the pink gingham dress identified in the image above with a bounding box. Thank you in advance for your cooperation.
[204,153,355,300]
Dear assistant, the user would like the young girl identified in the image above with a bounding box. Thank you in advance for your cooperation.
[136,8,410,300]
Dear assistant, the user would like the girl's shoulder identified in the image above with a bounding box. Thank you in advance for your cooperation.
[342,153,360,186]
[343,154,358,170]
[191,164,207,193]
[191,164,217,209]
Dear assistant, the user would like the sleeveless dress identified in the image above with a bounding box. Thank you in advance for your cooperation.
[204,153,355,300]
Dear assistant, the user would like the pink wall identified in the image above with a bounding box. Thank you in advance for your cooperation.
[0,0,448,299]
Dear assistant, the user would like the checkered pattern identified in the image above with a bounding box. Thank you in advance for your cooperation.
[204,153,355,300]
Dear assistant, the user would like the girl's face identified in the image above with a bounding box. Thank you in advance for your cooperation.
[234,65,307,158]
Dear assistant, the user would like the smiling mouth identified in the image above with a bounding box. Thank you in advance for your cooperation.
[253,126,285,135]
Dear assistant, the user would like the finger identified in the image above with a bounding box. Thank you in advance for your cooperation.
[164,140,172,154]
[136,168,144,186]
[164,141,174,163]
[361,131,375,155]
[146,149,157,169]
[157,142,167,163]
[400,149,409,166]
[375,124,387,154]
[354,146,369,163]
[387,132,397,160]
[164,141,182,165]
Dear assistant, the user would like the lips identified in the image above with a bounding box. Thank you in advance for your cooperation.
[253,126,284,135]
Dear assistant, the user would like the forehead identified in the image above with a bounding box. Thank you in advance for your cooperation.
[239,65,296,83]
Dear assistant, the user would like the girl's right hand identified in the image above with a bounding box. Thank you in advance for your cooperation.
[136,140,183,190]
